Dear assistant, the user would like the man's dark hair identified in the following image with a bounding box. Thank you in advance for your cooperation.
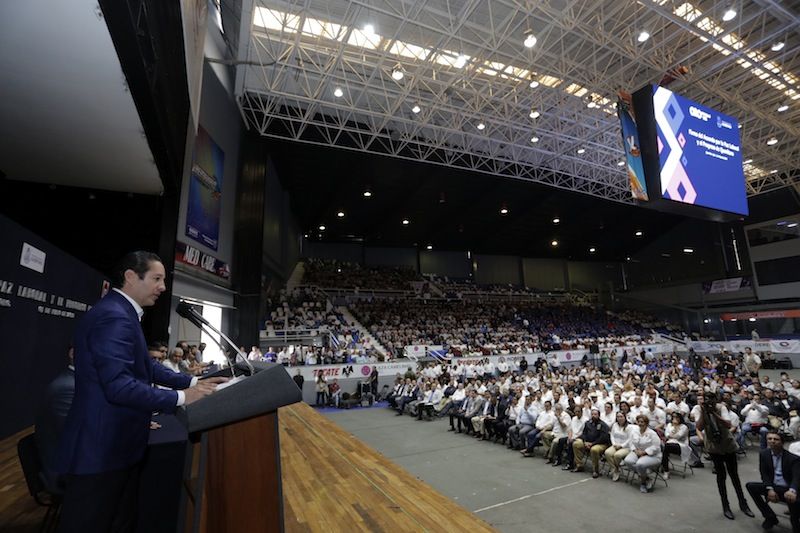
[110,251,162,289]
[766,430,784,442]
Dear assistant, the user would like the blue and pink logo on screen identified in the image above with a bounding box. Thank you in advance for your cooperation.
[654,87,697,205]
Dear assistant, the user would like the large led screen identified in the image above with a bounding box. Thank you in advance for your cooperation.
[652,85,748,215]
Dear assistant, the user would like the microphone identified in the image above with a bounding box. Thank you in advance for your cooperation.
[176,301,210,327]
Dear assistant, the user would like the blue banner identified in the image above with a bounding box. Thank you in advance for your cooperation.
[185,126,224,250]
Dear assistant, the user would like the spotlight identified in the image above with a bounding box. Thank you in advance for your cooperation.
[363,190,372,197]
[402,219,410,225]
[617,160,626,166]
[529,80,540,88]
[552,218,560,224]
[529,110,540,119]
[426,244,433,250]
[551,240,558,247]
[454,55,468,68]
[391,67,404,81]
[767,137,778,146]
[337,211,345,218]
[577,148,586,154]
[589,247,596,253]
[744,159,753,164]
[683,248,694,253]
[778,104,789,112]
[523,31,537,48]
[748,317,757,322]
[411,104,421,114]
[500,207,509,215]
[530,136,540,143]
[477,122,486,130]
[319,225,326,231]
[770,169,778,174]
[722,8,737,22]
[635,230,643,237]
[333,87,344,98]
[637,31,650,43]
[772,41,785,52]
[363,24,375,35]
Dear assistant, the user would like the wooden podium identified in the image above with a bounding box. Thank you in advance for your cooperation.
[176,363,302,533]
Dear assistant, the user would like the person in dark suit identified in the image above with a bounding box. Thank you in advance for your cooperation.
[35,346,76,492]
[747,430,800,531]
[56,251,226,533]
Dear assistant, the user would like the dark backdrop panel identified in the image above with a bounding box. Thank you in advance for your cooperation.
[364,247,417,269]
[303,241,363,264]
[0,214,105,438]
[420,250,471,278]
[474,254,522,285]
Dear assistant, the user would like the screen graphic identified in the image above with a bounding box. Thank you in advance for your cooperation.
[617,97,648,201]
[652,86,748,215]
[186,126,224,251]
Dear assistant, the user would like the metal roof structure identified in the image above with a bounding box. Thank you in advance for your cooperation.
[230,0,800,203]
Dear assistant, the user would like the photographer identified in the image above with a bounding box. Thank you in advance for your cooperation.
[696,391,754,520]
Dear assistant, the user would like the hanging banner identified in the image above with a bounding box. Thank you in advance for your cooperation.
[185,126,223,251]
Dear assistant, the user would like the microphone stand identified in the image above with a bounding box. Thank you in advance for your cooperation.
[176,301,255,378]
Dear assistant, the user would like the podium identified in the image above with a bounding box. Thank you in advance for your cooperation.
[177,362,302,533]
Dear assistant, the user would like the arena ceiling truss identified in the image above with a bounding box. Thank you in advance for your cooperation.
[230,0,800,203]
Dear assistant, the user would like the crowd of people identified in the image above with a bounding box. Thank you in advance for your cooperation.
[349,299,658,358]
[385,348,800,527]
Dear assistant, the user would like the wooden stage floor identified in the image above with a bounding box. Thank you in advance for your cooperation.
[0,403,495,533]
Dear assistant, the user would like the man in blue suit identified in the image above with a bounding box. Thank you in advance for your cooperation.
[56,251,226,532]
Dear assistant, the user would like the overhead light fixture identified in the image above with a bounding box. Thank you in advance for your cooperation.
[454,55,468,68]
[304,234,309,238]
[426,244,433,250]
[577,148,586,154]
[552,217,560,224]
[363,24,375,35]
[626,256,631,261]
[363,190,372,197]
[635,230,643,237]
[530,136,540,143]
[337,211,345,218]
[767,137,778,146]
[787,222,798,228]
[744,158,753,164]
[617,160,626,166]
[637,31,650,43]
[411,104,421,114]
[722,8,737,22]
[529,80,540,89]
[589,247,596,253]
[683,248,694,253]
[477,122,486,130]
[529,110,540,119]
[500,206,509,215]
[778,104,789,112]
[402,219,410,225]
[333,87,344,98]
[551,240,559,247]
[319,225,326,231]
[391,66,404,81]
[770,169,778,174]
[587,100,597,109]
[772,41,785,52]
[749,317,757,322]
[523,30,537,48]
[703,318,711,324]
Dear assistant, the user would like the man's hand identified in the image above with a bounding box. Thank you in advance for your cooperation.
[184,377,229,405]
[786,490,797,504]
[768,489,779,503]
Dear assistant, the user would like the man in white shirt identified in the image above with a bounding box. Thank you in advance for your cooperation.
[543,403,571,465]
[522,401,555,457]
[742,393,771,448]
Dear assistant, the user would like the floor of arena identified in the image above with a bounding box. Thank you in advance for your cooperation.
[324,369,800,533]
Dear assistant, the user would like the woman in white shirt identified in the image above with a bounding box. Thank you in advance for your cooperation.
[605,412,632,481]
[624,414,663,493]
[661,412,691,479]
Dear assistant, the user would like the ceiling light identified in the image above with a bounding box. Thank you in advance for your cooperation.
[637,31,650,43]
[391,67,404,81]
[500,207,509,215]
[770,169,778,174]
[587,101,597,109]
[589,247,596,253]
[772,41,785,52]
[626,256,631,261]
[722,8,737,22]
[552,218,560,224]
[402,219,410,225]
[529,110,540,119]
[426,244,433,250]
[617,160,626,166]
[454,55,468,68]
[551,240,558,247]
[411,104,421,114]
[363,24,375,35]
[530,136,540,143]
[748,317,757,322]
[778,104,789,112]
[767,137,778,146]
[683,248,694,253]
[304,234,309,238]
[363,190,372,197]
[333,87,343,98]
[319,225,326,231]
[529,80,540,89]
[635,230,643,237]
[577,148,586,154]
[523,31,537,48]
[787,222,798,228]
[337,211,345,218]
[744,158,753,164]
[477,122,486,130]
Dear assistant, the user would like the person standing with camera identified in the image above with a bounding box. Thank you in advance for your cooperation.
[696,391,754,520]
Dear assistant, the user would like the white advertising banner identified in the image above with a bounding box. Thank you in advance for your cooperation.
[687,339,799,354]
